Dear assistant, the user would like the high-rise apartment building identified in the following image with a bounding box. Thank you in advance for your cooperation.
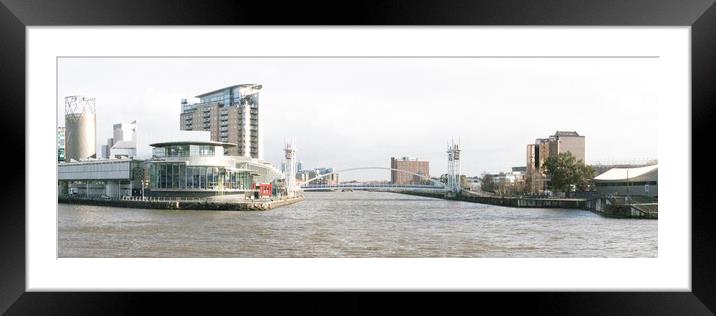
[390,157,430,185]
[526,131,586,193]
[179,84,262,158]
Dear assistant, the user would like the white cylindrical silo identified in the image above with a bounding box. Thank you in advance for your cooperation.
[64,96,96,161]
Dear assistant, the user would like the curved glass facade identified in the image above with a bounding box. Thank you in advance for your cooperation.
[152,144,221,158]
[150,163,251,191]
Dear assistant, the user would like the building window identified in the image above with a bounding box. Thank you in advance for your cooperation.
[198,145,214,156]
[167,145,189,157]
[186,167,193,189]
[153,147,166,158]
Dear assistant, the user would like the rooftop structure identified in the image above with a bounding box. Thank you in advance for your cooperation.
[553,131,580,137]
[594,164,658,182]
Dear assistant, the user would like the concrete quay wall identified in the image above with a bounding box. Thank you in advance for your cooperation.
[59,195,304,211]
[399,191,656,219]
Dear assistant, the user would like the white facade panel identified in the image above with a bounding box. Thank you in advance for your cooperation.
[58,160,133,180]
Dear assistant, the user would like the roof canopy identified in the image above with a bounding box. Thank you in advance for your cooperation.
[149,141,236,148]
[553,131,581,137]
[594,164,658,182]
[195,84,262,98]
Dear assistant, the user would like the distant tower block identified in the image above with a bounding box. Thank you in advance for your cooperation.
[64,96,96,161]
[447,140,461,193]
[283,141,297,195]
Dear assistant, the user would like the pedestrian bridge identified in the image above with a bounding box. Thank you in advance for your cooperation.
[297,167,448,192]
[302,183,447,192]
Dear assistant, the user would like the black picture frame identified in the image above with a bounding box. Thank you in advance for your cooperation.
[1,0,715,314]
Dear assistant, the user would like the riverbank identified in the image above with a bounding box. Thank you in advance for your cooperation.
[397,190,657,219]
[58,195,304,211]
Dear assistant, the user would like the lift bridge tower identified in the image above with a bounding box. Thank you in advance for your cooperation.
[283,141,298,196]
[446,139,461,196]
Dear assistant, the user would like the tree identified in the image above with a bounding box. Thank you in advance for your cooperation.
[542,152,595,193]
[439,174,449,184]
[480,172,496,193]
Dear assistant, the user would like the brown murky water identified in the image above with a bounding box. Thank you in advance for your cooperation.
[58,191,657,257]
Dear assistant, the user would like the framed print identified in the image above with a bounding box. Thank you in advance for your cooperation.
[2,0,716,314]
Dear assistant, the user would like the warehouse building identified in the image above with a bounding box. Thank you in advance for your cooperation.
[594,164,658,197]
[58,158,145,198]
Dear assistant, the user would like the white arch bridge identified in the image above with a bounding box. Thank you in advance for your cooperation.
[298,167,448,192]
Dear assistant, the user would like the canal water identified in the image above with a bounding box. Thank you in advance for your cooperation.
[58,191,657,258]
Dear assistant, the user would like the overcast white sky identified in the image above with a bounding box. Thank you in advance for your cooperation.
[57,58,658,181]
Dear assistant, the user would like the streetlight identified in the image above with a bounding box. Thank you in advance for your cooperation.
[626,169,630,203]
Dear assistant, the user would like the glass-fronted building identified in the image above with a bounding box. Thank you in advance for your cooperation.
[147,141,257,197]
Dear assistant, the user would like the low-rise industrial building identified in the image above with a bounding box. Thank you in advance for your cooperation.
[594,164,658,197]
[58,158,144,198]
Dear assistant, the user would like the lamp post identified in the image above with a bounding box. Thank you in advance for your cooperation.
[626,169,630,202]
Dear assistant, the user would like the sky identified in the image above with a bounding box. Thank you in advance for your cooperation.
[57,57,658,181]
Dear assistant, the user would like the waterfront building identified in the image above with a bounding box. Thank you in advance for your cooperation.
[58,158,145,198]
[57,127,65,162]
[594,164,658,197]
[58,135,282,199]
[526,131,586,193]
[465,176,481,191]
[493,171,525,185]
[390,157,430,185]
[64,96,96,161]
[146,140,282,198]
[179,84,263,158]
